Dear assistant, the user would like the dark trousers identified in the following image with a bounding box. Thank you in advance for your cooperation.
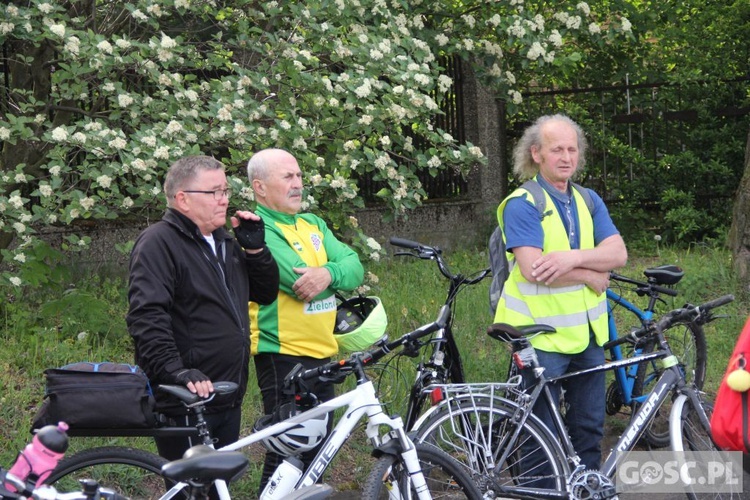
[520,334,605,488]
[254,353,335,494]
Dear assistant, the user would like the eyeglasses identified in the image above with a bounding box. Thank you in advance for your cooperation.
[182,188,232,200]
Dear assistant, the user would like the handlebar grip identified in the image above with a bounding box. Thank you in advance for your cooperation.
[701,294,734,311]
[651,284,679,297]
[389,237,421,249]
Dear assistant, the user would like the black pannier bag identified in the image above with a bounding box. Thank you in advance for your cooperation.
[31,362,157,430]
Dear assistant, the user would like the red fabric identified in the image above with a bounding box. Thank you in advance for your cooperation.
[711,315,750,452]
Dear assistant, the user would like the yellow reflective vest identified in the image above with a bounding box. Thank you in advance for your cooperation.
[493,183,608,354]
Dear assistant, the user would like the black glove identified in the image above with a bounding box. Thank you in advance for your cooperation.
[172,368,210,386]
[234,217,265,250]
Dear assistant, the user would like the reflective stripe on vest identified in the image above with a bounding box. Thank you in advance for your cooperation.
[494,183,608,354]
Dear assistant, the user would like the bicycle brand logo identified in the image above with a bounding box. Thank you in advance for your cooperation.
[615,451,743,494]
[616,382,669,452]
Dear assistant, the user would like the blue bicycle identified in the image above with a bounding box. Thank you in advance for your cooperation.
[603,264,706,448]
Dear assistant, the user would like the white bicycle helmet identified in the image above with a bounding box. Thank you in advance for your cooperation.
[333,295,388,352]
[252,401,329,457]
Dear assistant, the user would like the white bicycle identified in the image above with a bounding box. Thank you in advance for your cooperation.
[46,306,482,500]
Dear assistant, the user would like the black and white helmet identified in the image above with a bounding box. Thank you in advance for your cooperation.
[252,401,328,457]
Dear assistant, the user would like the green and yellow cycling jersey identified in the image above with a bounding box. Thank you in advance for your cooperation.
[249,205,364,358]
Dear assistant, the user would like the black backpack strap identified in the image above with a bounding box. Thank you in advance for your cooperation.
[571,182,595,214]
[520,179,549,220]
[520,178,595,217]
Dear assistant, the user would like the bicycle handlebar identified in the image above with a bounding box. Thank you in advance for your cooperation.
[389,237,427,251]
[284,305,451,388]
[389,237,490,286]
[609,272,678,297]
[603,294,734,349]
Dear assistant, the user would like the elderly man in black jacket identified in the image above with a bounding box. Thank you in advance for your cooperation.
[127,155,279,461]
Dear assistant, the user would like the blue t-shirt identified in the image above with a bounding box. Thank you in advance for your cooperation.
[502,178,619,252]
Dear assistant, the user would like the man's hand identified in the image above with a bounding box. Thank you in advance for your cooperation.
[585,270,610,295]
[530,250,581,285]
[172,368,214,398]
[292,267,332,302]
[231,211,265,252]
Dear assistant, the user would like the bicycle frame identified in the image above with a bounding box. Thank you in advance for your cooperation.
[494,349,688,499]
[159,305,454,500]
[606,288,654,407]
[159,377,427,500]
[388,238,490,431]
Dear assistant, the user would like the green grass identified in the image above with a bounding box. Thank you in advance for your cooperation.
[0,242,747,495]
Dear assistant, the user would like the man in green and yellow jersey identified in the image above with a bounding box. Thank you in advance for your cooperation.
[246,148,364,491]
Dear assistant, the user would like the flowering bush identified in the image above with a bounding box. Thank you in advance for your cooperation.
[0,0,632,286]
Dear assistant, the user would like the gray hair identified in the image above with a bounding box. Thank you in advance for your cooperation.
[247,148,292,182]
[164,155,224,206]
[512,114,587,180]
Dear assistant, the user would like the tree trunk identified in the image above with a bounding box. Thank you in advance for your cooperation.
[729,128,750,293]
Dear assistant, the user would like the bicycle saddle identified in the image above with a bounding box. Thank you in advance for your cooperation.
[161,445,249,483]
[643,264,684,285]
[158,381,239,405]
[487,323,556,343]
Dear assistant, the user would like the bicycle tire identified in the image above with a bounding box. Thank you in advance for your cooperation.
[633,319,707,448]
[411,394,569,497]
[46,446,187,500]
[361,442,483,500]
[670,393,744,499]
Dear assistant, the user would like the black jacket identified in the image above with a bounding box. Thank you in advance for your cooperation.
[126,209,279,414]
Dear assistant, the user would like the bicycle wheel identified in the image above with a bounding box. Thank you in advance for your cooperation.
[670,393,744,499]
[361,442,483,499]
[634,319,707,448]
[46,446,188,500]
[412,394,569,497]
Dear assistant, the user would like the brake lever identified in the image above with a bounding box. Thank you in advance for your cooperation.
[319,366,351,384]
[394,251,417,258]
[401,339,424,358]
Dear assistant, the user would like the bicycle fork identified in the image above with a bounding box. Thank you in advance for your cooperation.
[367,409,432,500]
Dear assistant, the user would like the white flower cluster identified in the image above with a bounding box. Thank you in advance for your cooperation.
[49,24,65,38]
[51,127,68,142]
[527,42,545,60]
[97,175,113,188]
[366,237,382,261]
[549,30,563,48]
[507,19,526,38]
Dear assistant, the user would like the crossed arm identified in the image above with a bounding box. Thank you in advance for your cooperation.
[513,234,628,294]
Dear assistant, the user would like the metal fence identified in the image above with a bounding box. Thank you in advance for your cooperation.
[507,76,750,199]
[357,56,469,203]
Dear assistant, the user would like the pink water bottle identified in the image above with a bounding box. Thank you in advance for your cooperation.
[6,422,69,491]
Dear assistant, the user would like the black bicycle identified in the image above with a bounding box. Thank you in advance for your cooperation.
[416,295,737,499]
[384,237,491,432]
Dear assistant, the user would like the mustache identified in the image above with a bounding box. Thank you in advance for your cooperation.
[288,189,302,198]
